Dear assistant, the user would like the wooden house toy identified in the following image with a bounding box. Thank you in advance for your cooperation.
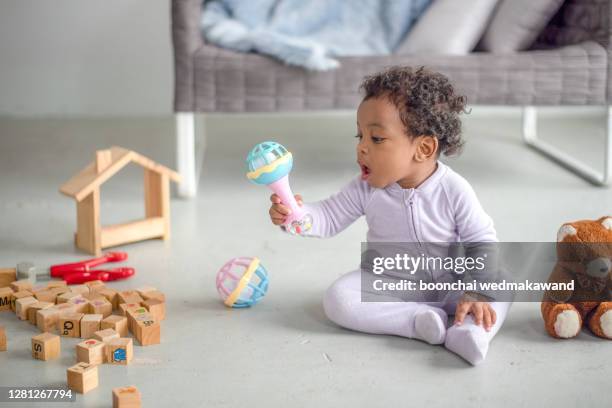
[60,146,181,255]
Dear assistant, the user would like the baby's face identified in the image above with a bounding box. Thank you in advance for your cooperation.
[356,96,420,189]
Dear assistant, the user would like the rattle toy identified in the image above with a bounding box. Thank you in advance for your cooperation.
[216,257,269,308]
[246,141,312,234]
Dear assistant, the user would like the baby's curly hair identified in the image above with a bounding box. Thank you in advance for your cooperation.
[359,66,468,156]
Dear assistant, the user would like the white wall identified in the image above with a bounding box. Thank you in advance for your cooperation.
[0,0,173,117]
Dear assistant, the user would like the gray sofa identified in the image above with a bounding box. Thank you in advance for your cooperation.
[172,0,611,197]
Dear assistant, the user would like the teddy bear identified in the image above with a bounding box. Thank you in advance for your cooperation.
[541,216,612,339]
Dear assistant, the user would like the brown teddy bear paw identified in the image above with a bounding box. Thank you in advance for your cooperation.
[588,303,612,339]
[550,307,582,339]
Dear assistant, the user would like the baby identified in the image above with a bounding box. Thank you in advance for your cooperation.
[268,66,510,365]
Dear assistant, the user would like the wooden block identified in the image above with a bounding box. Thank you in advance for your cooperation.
[53,303,77,314]
[95,287,118,309]
[93,328,119,343]
[126,306,148,334]
[10,279,33,293]
[33,289,57,303]
[15,296,38,320]
[27,301,53,325]
[117,291,143,305]
[105,338,133,365]
[67,362,98,394]
[119,303,141,317]
[59,312,84,337]
[135,286,156,297]
[142,298,165,321]
[80,314,102,339]
[141,290,165,302]
[50,286,71,296]
[133,313,160,346]
[101,315,128,337]
[37,308,60,332]
[31,332,60,361]
[47,280,68,289]
[0,325,6,351]
[76,339,105,365]
[0,287,13,312]
[11,290,33,312]
[0,268,16,288]
[70,284,90,295]
[85,280,105,289]
[112,386,141,408]
[57,292,82,304]
[68,297,90,313]
[89,298,112,317]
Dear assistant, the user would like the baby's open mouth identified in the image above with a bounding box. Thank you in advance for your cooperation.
[360,164,371,180]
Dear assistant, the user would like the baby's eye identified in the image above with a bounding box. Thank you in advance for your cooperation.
[371,136,384,144]
[354,134,362,140]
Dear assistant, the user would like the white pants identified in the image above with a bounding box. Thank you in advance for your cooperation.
[323,270,511,365]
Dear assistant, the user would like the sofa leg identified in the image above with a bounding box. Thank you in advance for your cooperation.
[522,105,611,186]
[176,112,198,198]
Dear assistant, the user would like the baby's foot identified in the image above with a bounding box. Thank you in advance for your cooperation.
[445,325,489,366]
[414,309,447,345]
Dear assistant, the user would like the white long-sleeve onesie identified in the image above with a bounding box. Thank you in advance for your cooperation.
[300,161,511,365]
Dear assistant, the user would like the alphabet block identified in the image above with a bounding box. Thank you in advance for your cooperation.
[0,287,12,312]
[70,285,90,295]
[135,286,157,297]
[59,312,84,337]
[57,292,82,304]
[133,313,160,346]
[95,288,118,310]
[105,338,133,365]
[34,289,57,303]
[31,332,60,361]
[0,268,16,288]
[68,297,90,313]
[47,281,67,289]
[126,307,148,334]
[15,296,38,320]
[50,286,71,296]
[142,298,165,321]
[85,280,105,289]
[112,386,141,408]
[0,325,6,351]
[11,290,33,312]
[80,314,103,339]
[28,301,53,325]
[117,291,143,305]
[141,290,165,302]
[89,299,112,317]
[119,303,141,317]
[10,279,32,293]
[93,328,119,343]
[37,308,60,333]
[76,339,105,365]
[101,315,128,337]
[67,362,98,394]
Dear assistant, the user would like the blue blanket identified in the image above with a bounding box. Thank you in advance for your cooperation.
[201,0,432,71]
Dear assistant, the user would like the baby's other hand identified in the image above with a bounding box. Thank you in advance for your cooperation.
[454,294,497,332]
[269,193,303,226]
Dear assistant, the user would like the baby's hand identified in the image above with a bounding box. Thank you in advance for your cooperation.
[454,293,497,332]
[269,193,303,226]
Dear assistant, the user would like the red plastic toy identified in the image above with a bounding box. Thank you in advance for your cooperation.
[50,252,135,284]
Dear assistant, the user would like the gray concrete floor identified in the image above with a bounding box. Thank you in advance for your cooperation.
[0,108,611,407]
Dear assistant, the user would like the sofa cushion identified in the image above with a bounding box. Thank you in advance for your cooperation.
[395,0,500,55]
[479,0,565,52]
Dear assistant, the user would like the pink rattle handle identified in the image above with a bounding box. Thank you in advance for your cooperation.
[269,175,311,234]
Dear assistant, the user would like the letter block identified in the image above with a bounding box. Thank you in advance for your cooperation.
[15,296,38,320]
[70,285,90,295]
[89,298,112,317]
[31,332,60,361]
[34,289,57,303]
[101,315,128,337]
[93,328,119,343]
[68,297,90,313]
[0,287,13,312]
[11,290,33,312]
[80,314,103,339]
[133,313,160,346]
[112,386,142,408]
[142,298,165,321]
[28,301,53,325]
[67,362,98,394]
[10,279,33,293]
[95,287,118,310]
[57,292,82,304]
[105,338,133,365]
[76,339,105,365]
[117,291,144,305]
[37,308,60,333]
[59,313,84,337]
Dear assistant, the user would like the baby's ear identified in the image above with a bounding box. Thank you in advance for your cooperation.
[416,136,438,161]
